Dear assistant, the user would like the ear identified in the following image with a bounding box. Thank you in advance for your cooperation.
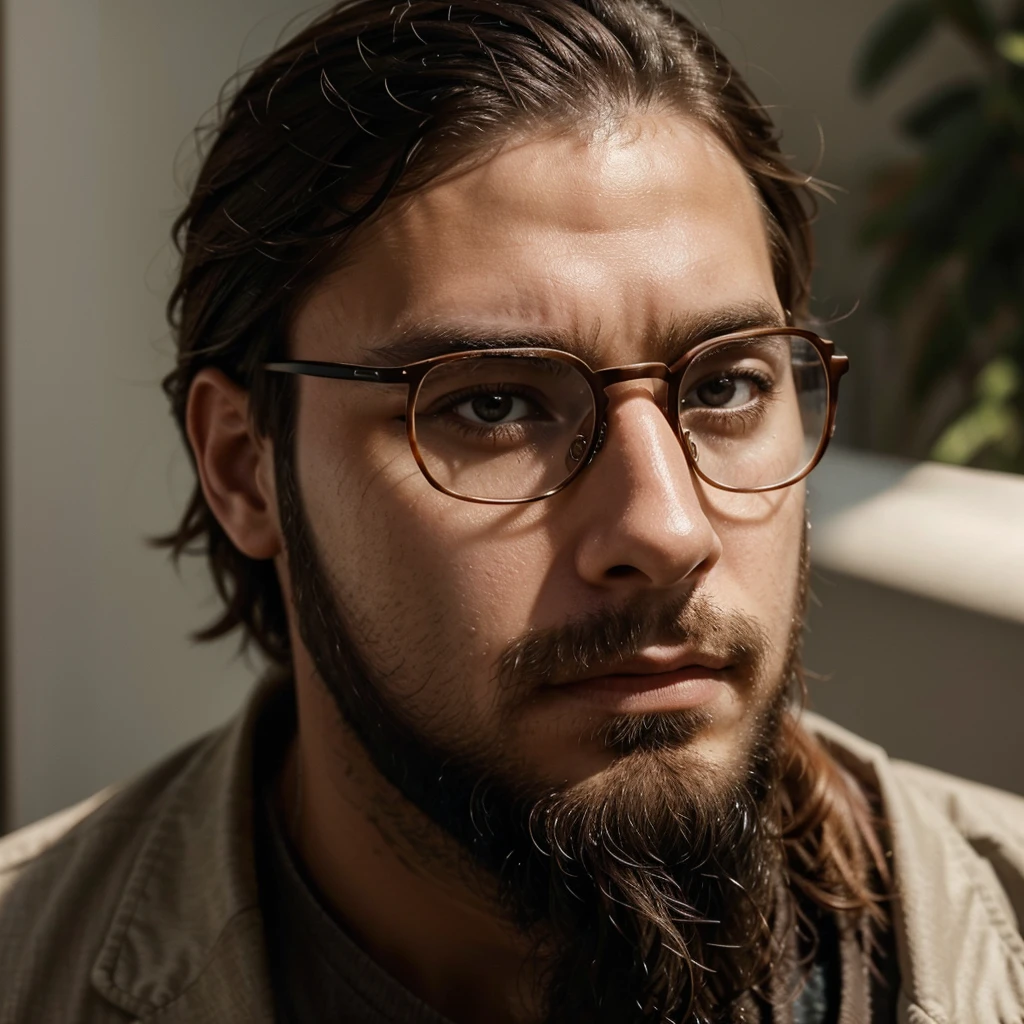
[186,368,282,560]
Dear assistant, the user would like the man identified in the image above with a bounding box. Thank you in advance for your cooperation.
[2,0,1023,1021]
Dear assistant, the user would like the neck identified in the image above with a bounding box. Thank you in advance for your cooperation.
[283,676,543,1024]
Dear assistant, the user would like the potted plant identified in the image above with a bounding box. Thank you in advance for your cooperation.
[855,0,1024,472]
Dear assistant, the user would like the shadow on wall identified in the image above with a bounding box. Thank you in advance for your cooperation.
[803,571,1024,796]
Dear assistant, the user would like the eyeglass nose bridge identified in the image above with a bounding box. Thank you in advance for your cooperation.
[581,361,687,471]
[589,361,679,432]
[592,362,673,388]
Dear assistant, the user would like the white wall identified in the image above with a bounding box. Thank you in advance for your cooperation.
[3,0,326,829]
[3,1,1014,830]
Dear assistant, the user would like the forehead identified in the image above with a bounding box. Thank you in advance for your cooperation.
[294,114,781,363]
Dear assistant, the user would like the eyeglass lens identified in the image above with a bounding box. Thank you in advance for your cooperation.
[677,334,828,491]
[413,355,597,501]
[412,335,829,500]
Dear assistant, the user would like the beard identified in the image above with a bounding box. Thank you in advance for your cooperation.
[277,449,806,1023]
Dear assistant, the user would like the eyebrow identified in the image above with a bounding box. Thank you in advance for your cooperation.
[366,298,787,368]
[658,300,787,362]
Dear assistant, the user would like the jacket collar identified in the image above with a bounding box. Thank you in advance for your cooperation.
[89,675,285,1022]
[805,712,1024,1023]
[87,682,1024,1022]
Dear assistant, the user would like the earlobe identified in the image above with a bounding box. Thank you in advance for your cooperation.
[186,368,282,561]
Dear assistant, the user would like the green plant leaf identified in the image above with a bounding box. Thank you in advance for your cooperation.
[978,357,1022,402]
[857,0,1024,473]
[933,0,998,47]
[901,81,983,138]
[931,358,1023,465]
[931,401,1020,463]
[855,1,938,95]
[998,31,1024,64]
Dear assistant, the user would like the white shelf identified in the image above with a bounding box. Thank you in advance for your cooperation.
[808,448,1024,625]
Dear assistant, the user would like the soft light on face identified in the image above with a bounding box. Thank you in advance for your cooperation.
[286,113,806,796]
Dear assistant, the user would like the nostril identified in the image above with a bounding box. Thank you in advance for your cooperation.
[605,564,638,579]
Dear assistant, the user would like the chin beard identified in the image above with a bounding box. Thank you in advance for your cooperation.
[501,695,790,1023]
[393,693,792,1024]
[278,452,801,1023]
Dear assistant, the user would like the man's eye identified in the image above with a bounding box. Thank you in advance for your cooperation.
[685,375,760,409]
[451,393,536,424]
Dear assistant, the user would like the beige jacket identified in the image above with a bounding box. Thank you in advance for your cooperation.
[2,681,1023,1024]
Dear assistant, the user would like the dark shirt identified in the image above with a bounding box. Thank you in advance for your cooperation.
[257,785,450,1021]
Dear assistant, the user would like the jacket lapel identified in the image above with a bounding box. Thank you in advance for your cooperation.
[131,911,276,1024]
[89,678,285,1023]
[806,713,1024,1024]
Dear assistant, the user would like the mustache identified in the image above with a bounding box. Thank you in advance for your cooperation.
[496,591,773,693]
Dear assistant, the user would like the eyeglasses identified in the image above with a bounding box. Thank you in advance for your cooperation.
[265,327,848,504]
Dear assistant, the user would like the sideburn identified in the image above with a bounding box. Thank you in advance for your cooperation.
[277,442,806,1023]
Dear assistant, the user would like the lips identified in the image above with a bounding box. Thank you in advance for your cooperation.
[550,647,734,689]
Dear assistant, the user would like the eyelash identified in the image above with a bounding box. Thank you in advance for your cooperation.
[422,384,551,436]
[687,367,775,399]
[682,369,779,433]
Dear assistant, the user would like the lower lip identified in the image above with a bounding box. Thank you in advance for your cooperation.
[554,668,730,713]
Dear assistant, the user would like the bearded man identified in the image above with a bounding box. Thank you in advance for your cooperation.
[2,0,1023,1021]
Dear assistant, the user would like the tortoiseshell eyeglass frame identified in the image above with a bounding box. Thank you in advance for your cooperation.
[264,326,849,505]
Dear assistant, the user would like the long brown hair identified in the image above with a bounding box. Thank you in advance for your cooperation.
[157,0,820,666]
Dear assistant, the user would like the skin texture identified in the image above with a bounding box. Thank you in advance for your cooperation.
[187,113,807,1023]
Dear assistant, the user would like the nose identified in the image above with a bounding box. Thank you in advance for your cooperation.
[571,386,722,591]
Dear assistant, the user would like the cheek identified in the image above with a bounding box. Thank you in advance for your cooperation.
[708,485,806,650]
[297,397,554,718]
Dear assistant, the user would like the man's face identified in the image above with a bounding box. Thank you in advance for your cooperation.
[286,112,805,800]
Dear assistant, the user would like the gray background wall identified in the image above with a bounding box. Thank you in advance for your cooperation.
[3,0,1020,830]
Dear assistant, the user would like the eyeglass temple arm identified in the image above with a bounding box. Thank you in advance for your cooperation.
[264,360,410,384]
[823,347,850,440]
[829,349,850,389]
